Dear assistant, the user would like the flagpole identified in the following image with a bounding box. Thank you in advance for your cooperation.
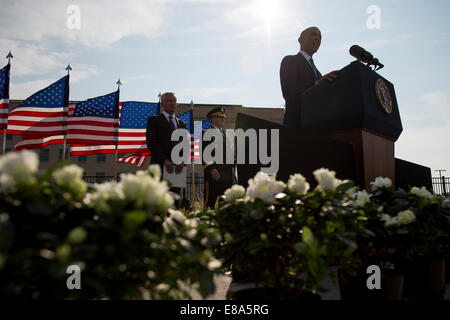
[190,99,195,206]
[62,64,72,161]
[2,129,5,155]
[114,79,121,181]
[3,52,13,154]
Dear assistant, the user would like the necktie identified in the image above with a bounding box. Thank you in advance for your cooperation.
[169,115,176,130]
[310,58,319,81]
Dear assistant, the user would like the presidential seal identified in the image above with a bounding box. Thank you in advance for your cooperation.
[375,79,392,114]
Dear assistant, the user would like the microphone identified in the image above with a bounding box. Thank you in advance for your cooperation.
[349,45,384,70]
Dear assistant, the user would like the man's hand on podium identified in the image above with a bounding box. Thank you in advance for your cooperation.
[315,70,339,85]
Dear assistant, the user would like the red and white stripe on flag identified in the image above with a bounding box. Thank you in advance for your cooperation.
[117,149,150,168]
[69,102,148,155]
[14,104,76,151]
[0,98,9,130]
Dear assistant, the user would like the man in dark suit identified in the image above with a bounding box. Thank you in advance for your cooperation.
[280,26,339,127]
[146,92,187,196]
[202,107,236,209]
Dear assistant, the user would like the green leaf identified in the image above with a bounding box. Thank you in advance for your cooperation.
[123,210,148,230]
[250,209,264,220]
[68,227,88,244]
[336,181,355,193]
[302,226,314,244]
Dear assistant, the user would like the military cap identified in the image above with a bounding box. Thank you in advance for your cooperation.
[207,107,226,119]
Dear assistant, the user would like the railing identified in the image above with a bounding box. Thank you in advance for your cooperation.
[432,176,449,197]
[83,176,118,184]
[185,176,205,203]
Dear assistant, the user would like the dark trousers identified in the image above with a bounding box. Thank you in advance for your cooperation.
[205,179,232,209]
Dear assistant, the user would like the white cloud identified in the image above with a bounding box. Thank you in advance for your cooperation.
[0,0,168,48]
[403,91,450,129]
[69,64,102,83]
[0,38,69,76]
[420,91,449,107]
[10,78,58,100]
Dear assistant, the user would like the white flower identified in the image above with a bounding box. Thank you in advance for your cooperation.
[397,209,416,225]
[0,150,38,187]
[224,185,245,202]
[246,171,285,203]
[119,171,174,211]
[370,177,392,191]
[313,168,339,191]
[380,214,398,227]
[52,164,87,198]
[287,173,310,195]
[90,181,125,212]
[0,173,16,192]
[354,190,371,207]
[147,164,161,180]
[410,186,432,199]
[143,178,174,211]
[163,210,186,232]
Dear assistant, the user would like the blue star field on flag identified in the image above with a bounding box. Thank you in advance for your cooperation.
[176,109,194,134]
[0,63,10,100]
[20,76,68,108]
[120,101,159,128]
[73,91,119,118]
[202,119,212,130]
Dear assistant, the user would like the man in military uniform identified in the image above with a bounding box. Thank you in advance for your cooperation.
[202,107,236,209]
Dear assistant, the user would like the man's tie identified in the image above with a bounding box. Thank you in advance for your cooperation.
[169,115,176,130]
[310,58,319,81]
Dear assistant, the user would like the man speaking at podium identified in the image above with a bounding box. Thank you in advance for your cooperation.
[280,26,339,127]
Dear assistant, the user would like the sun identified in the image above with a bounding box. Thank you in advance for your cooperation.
[254,0,282,36]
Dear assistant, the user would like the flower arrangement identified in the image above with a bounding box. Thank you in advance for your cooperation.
[351,177,450,271]
[0,150,221,299]
[202,168,368,298]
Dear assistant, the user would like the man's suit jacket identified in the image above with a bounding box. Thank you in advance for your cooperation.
[146,113,187,170]
[280,52,322,127]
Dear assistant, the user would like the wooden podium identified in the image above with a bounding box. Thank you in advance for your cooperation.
[300,61,403,189]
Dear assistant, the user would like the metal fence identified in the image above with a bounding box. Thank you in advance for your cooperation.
[432,176,449,197]
[83,176,118,184]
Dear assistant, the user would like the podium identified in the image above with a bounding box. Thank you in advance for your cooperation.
[300,61,403,189]
[236,61,431,191]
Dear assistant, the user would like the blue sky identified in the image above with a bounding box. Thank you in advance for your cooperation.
[1,0,449,174]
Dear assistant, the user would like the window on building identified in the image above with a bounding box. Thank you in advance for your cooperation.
[40,149,50,162]
[5,148,11,153]
[97,154,106,163]
[6,135,13,141]
[78,155,87,162]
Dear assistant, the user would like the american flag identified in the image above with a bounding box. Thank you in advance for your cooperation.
[71,101,159,156]
[117,149,151,167]
[6,75,69,136]
[118,109,199,167]
[0,63,10,130]
[66,91,119,147]
[14,104,76,151]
